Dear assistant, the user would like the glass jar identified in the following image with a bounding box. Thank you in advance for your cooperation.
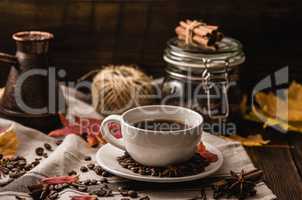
[162,37,245,134]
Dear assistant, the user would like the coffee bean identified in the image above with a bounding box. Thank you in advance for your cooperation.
[90,179,97,185]
[84,156,92,161]
[128,190,138,198]
[118,186,126,192]
[6,164,14,169]
[43,153,48,158]
[106,190,113,196]
[48,191,58,199]
[9,172,18,179]
[68,170,77,176]
[35,147,44,156]
[83,179,91,185]
[78,186,88,192]
[94,165,103,175]
[139,196,150,200]
[87,163,95,170]
[31,160,40,167]
[15,196,26,200]
[121,191,129,197]
[98,177,108,183]
[102,171,111,177]
[18,160,26,166]
[44,143,52,151]
[55,140,63,146]
[80,166,88,173]
[96,189,107,197]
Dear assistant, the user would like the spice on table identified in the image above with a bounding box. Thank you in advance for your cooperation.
[175,19,223,50]
[211,169,262,200]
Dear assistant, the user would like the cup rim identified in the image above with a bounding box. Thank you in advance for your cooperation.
[121,105,203,134]
[12,31,54,42]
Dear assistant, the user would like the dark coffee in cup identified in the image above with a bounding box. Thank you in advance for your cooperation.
[133,119,189,131]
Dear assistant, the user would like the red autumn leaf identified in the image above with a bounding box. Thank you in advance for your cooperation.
[70,195,97,200]
[59,113,70,127]
[48,114,123,147]
[197,142,218,162]
[41,176,78,185]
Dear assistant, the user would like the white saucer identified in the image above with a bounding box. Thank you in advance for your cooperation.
[96,143,223,183]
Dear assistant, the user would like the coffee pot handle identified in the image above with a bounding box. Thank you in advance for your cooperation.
[100,115,126,151]
[0,52,18,66]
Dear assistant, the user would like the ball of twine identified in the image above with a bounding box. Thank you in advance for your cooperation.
[92,65,155,115]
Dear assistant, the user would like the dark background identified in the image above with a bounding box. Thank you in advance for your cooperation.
[0,0,301,91]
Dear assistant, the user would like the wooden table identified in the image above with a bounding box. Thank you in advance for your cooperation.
[243,123,302,200]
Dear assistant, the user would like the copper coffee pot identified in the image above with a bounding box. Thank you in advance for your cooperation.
[0,31,64,132]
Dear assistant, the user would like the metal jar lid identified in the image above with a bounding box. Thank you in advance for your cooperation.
[163,37,245,72]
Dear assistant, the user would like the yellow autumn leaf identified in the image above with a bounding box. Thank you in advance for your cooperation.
[0,124,19,156]
[223,134,270,147]
[255,81,302,122]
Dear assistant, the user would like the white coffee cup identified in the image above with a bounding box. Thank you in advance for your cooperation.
[100,105,203,167]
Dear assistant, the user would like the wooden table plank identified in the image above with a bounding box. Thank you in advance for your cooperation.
[247,146,302,200]
[288,133,302,181]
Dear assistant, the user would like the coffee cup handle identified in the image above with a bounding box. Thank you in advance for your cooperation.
[100,115,126,151]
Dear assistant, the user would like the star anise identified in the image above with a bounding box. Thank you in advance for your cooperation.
[212,170,258,200]
[162,166,178,177]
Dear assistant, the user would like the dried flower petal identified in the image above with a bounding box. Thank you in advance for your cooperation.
[48,114,105,147]
[197,142,218,162]
[70,195,97,200]
[41,175,78,185]
[223,134,270,147]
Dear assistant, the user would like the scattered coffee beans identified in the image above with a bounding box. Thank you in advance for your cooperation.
[118,152,210,177]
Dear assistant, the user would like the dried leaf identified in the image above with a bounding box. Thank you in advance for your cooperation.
[255,81,302,122]
[41,176,79,185]
[223,134,270,147]
[48,114,110,147]
[70,195,97,200]
[197,142,218,162]
[0,124,19,156]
